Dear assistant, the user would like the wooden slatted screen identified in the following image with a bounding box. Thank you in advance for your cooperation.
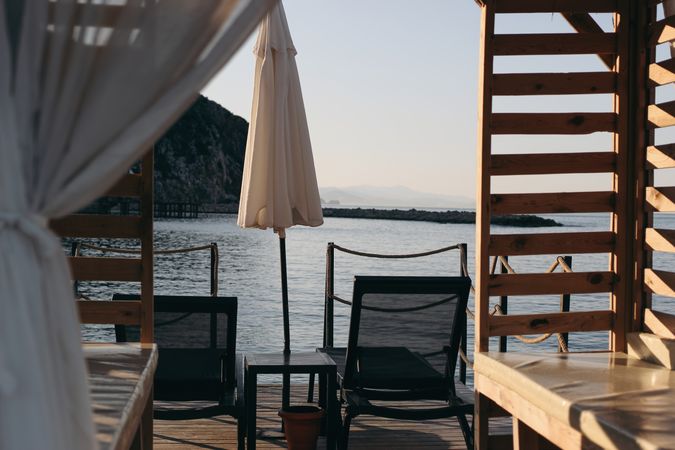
[50,151,154,343]
[475,0,629,353]
[641,0,675,339]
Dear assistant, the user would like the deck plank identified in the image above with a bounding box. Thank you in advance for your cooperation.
[153,383,511,449]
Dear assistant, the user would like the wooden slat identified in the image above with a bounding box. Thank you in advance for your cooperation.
[489,231,614,256]
[643,308,675,339]
[648,100,675,128]
[78,300,141,325]
[489,310,614,336]
[649,58,675,86]
[645,228,675,253]
[562,13,615,70]
[488,272,615,296]
[645,186,675,212]
[69,257,142,281]
[646,144,675,168]
[490,152,616,175]
[491,113,617,134]
[493,33,616,56]
[491,192,615,215]
[50,215,142,238]
[492,72,616,96]
[648,15,675,46]
[106,174,143,197]
[644,268,675,297]
[495,0,617,13]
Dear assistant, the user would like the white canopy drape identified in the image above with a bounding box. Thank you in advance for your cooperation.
[0,1,275,449]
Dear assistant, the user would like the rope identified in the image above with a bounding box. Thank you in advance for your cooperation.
[78,242,214,255]
[331,243,461,259]
[328,294,456,313]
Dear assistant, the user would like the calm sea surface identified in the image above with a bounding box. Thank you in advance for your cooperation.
[78,212,675,383]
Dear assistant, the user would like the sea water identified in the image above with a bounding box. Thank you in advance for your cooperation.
[77,212,675,384]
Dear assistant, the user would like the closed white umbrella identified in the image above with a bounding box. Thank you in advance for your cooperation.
[238,0,323,357]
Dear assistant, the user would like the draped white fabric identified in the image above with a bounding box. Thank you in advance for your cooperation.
[0,1,275,449]
[237,1,323,232]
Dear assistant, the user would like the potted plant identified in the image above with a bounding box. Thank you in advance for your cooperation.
[278,405,325,450]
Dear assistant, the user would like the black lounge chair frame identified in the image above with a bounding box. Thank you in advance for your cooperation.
[340,276,473,449]
[114,295,245,450]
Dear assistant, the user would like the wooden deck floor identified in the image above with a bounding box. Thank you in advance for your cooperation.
[154,384,510,449]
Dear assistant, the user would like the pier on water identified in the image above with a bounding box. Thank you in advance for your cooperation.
[154,202,200,219]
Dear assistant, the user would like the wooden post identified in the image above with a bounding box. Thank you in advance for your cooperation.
[559,256,572,352]
[459,243,468,384]
[140,149,154,344]
[210,242,219,297]
[325,242,335,348]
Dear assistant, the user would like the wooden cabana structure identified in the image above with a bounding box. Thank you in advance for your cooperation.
[473,1,675,448]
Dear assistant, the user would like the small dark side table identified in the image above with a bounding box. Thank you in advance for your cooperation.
[245,352,338,450]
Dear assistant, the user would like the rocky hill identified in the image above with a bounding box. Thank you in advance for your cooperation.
[154,95,248,205]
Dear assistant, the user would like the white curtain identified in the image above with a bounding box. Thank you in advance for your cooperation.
[0,1,275,449]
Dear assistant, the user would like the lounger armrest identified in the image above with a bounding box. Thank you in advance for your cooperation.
[235,353,245,408]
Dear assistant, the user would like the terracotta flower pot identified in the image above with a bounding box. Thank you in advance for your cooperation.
[278,405,325,450]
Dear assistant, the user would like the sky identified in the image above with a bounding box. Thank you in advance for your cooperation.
[202,1,674,201]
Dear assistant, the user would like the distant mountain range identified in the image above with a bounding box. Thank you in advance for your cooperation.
[320,186,474,209]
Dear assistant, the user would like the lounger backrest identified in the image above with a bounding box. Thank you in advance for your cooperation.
[114,295,237,386]
[343,276,470,389]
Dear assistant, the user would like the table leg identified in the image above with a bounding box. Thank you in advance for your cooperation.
[246,370,257,450]
[326,370,337,450]
[513,418,541,450]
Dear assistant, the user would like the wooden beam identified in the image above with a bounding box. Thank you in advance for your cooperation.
[106,174,143,197]
[648,100,675,128]
[645,228,675,253]
[562,13,616,70]
[648,58,675,86]
[69,257,142,282]
[491,191,615,215]
[488,272,615,296]
[648,15,675,46]
[490,152,615,175]
[644,268,675,297]
[489,231,614,256]
[646,144,675,169]
[645,187,675,212]
[78,300,141,325]
[50,215,142,238]
[492,72,616,96]
[643,309,675,339]
[489,310,614,336]
[491,113,617,135]
[140,151,154,344]
[493,33,616,56]
[495,0,617,14]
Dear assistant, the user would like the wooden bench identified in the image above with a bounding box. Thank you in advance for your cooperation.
[474,351,675,450]
[86,343,158,450]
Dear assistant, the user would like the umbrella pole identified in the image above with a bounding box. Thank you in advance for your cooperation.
[279,233,291,415]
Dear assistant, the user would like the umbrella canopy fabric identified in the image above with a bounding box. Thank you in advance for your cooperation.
[237,1,323,232]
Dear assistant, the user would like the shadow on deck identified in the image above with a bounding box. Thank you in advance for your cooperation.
[154,383,511,449]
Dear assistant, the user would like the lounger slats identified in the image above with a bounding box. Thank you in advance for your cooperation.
[494,0,617,14]
[491,192,615,215]
[69,257,143,281]
[78,300,141,325]
[645,228,675,253]
[649,58,675,86]
[646,187,675,212]
[493,33,616,56]
[107,174,143,197]
[51,215,142,238]
[648,101,675,128]
[648,15,675,46]
[491,113,617,135]
[489,231,614,256]
[488,272,615,296]
[647,145,675,169]
[644,269,675,297]
[492,73,616,96]
[490,152,616,175]
[488,310,614,337]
